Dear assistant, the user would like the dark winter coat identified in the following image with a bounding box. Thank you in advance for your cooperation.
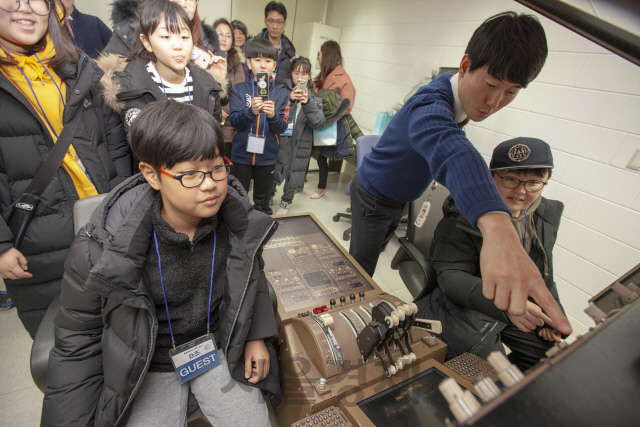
[104,0,221,58]
[41,174,281,426]
[97,54,222,134]
[311,89,363,161]
[274,79,349,193]
[243,29,296,88]
[0,55,132,337]
[415,196,566,359]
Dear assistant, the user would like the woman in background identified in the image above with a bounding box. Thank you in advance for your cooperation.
[215,18,245,158]
[231,19,249,50]
[311,40,358,200]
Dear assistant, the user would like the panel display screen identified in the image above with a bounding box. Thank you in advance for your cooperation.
[357,368,455,427]
[263,215,374,313]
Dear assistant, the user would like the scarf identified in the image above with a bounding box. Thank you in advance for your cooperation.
[511,195,549,276]
[0,36,97,198]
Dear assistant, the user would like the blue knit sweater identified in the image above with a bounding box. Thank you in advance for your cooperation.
[358,73,510,227]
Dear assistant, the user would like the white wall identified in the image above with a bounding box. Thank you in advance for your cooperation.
[74,0,233,26]
[328,0,640,337]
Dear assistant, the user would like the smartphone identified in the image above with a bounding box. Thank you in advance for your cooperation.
[257,72,269,100]
[296,79,308,96]
[190,46,211,69]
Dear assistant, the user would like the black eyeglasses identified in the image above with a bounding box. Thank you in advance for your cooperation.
[0,0,50,15]
[495,174,547,192]
[156,161,232,188]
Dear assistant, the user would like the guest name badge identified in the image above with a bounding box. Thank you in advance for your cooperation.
[169,333,220,383]
[247,135,266,154]
[281,123,294,136]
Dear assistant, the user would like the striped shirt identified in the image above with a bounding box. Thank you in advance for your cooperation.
[146,62,193,103]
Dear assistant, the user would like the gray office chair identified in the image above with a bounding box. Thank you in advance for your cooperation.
[333,134,381,241]
[390,182,450,301]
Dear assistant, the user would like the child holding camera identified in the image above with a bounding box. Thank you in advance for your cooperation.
[272,56,349,215]
[99,0,225,135]
[229,38,290,215]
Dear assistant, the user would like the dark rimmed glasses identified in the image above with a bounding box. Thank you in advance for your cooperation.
[156,160,232,188]
[495,174,548,192]
[0,0,50,16]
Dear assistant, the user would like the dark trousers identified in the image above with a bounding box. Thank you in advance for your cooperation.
[317,155,328,190]
[478,324,555,372]
[231,162,276,215]
[349,172,406,277]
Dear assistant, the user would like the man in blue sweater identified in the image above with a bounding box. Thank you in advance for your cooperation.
[351,12,572,336]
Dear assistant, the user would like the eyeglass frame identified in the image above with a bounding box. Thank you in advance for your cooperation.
[155,158,233,188]
[216,31,233,40]
[0,0,51,16]
[266,18,285,26]
[494,173,548,193]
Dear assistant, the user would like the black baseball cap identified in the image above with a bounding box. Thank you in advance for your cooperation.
[490,137,554,171]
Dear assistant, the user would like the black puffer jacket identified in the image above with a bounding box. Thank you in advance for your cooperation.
[415,195,566,359]
[97,54,222,134]
[274,79,348,193]
[42,174,281,426]
[104,0,221,57]
[0,55,131,337]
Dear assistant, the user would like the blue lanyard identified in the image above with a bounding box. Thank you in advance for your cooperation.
[153,228,217,350]
[16,60,66,139]
[153,63,192,104]
[251,82,266,138]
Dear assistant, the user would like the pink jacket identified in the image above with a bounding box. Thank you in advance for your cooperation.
[316,64,356,115]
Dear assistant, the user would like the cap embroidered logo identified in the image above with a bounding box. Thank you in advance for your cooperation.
[508,144,531,162]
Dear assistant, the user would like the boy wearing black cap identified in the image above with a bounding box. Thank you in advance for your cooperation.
[416,137,567,371]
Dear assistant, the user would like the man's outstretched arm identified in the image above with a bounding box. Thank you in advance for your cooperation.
[477,213,572,336]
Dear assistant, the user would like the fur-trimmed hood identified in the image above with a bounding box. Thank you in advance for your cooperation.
[96,53,129,113]
[110,0,137,25]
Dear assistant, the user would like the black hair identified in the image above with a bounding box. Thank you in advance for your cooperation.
[492,168,552,179]
[128,0,193,63]
[0,1,78,68]
[231,20,249,39]
[288,56,312,79]
[129,101,224,169]
[465,11,547,88]
[244,37,277,60]
[264,1,287,21]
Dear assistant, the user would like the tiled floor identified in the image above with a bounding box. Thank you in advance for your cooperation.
[0,159,412,427]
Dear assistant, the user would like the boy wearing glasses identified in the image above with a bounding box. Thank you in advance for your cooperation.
[42,101,277,426]
[416,137,567,371]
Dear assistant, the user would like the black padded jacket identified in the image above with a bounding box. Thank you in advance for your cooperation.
[0,54,131,337]
[41,174,281,426]
[415,195,566,359]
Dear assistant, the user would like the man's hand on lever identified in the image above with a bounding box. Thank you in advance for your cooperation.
[477,213,572,336]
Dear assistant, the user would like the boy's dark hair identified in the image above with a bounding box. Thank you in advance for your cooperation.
[264,1,287,21]
[130,101,224,169]
[492,168,552,179]
[244,38,278,61]
[129,0,193,63]
[465,11,547,88]
[288,56,312,79]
